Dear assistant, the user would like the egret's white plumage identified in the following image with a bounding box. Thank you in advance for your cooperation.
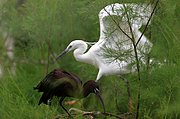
[57,3,153,81]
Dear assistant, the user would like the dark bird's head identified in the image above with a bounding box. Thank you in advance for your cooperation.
[83,80,106,112]
[83,80,100,97]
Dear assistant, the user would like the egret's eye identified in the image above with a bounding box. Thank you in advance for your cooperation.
[68,45,72,49]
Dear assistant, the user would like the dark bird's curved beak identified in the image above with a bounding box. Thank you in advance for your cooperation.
[94,88,106,113]
[56,49,68,61]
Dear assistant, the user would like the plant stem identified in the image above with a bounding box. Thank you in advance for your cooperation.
[103,8,132,40]
[135,1,160,118]
[135,0,160,47]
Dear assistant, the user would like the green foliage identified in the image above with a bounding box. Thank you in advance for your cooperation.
[0,0,179,118]
[0,64,58,119]
[151,0,180,63]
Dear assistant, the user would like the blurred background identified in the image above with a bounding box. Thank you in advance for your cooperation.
[0,0,179,118]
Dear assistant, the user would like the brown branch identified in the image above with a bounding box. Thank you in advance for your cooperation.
[67,108,132,119]
[45,40,57,63]
[122,3,142,119]
[103,8,133,40]
[46,42,50,74]
[122,4,136,44]
[45,39,60,74]
[136,1,159,119]
[119,75,134,112]
[103,4,135,113]
[135,0,160,47]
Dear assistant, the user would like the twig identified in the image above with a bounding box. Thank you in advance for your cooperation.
[45,40,58,62]
[103,8,132,40]
[122,4,136,44]
[122,3,142,119]
[69,108,132,119]
[45,39,59,74]
[135,0,160,47]
[46,41,50,74]
[103,5,134,113]
[119,75,134,112]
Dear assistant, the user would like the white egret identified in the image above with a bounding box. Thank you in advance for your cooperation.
[57,3,153,82]
[57,3,154,112]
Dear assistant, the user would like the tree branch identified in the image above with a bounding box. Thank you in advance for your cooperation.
[68,108,132,119]
[122,1,160,119]
[135,0,160,47]
[103,8,133,40]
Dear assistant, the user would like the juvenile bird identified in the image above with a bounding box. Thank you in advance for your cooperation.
[34,69,105,116]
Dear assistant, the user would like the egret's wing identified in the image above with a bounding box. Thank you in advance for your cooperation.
[94,3,153,63]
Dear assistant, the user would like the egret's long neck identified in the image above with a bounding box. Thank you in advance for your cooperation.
[73,42,88,63]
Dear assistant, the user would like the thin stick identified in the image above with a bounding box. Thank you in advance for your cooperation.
[122,3,142,119]
[103,8,132,40]
[45,40,57,63]
[69,108,131,119]
[46,41,50,74]
[119,75,134,112]
[135,0,160,47]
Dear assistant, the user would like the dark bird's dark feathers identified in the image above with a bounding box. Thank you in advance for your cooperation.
[34,69,105,116]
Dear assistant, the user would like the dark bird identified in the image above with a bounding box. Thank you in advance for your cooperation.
[34,69,105,116]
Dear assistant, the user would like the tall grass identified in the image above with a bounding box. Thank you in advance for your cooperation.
[0,64,58,119]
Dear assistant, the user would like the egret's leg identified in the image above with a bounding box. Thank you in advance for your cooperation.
[119,75,133,112]
[59,97,71,117]
[95,70,103,82]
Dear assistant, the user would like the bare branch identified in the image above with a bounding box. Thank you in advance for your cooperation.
[103,8,133,40]
[135,0,160,47]
[122,4,136,44]
[68,108,132,119]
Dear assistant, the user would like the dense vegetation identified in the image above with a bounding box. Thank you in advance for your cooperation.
[0,0,179,118]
